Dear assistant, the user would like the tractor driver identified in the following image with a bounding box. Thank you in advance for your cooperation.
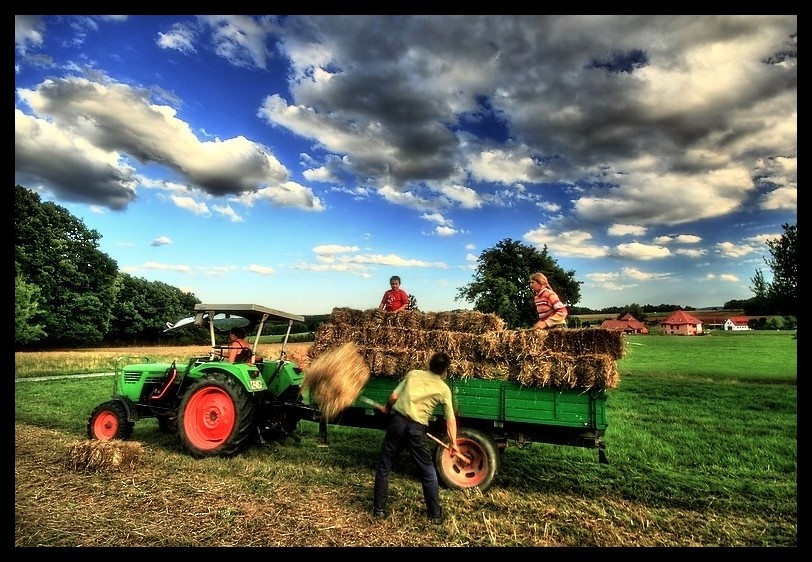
[225,327,253,363]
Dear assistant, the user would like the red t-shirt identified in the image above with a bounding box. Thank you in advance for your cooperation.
[380,288,409,312]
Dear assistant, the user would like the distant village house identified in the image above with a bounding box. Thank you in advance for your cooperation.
[600,313,649,334]
[660,310,703,336]
[723,316,750,331]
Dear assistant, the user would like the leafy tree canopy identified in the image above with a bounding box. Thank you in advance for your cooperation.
[15,272,47,345]
[456,238,581,328]
[618,304,647,322]
[106,273,201,344]
[749,223,796,318]
[15,185,119,346]
[765,223,797,317]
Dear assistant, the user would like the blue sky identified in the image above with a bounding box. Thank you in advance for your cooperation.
[14,15,796,315]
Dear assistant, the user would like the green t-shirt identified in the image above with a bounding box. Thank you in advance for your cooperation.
[391,369,455,426]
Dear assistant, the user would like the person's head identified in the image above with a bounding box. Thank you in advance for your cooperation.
[428,352,451,377]
[529,272,548,290]
[230,326,246,340]
[389,275,401,288]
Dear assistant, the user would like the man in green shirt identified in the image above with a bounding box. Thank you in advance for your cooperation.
[372,352,459,524]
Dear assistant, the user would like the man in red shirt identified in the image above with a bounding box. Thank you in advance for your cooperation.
[379,275,410,312]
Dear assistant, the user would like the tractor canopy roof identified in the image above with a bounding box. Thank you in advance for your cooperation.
[164,304,304,334]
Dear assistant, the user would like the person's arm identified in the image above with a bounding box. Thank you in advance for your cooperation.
[445,416,459,455]
[534,291,568,329]
[546,306,568,326]
[541,300,568,328]
[227,345,239,363]
[378,391,399,413]
[441,388,459,454]
[379,291,389,310]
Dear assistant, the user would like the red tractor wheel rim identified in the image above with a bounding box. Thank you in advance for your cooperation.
[183,386,235,450]
[438,438,489,488]
[93,411,120,440]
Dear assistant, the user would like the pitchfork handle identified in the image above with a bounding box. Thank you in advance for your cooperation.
[427,433,471,464]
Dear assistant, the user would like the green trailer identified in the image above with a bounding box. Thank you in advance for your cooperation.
[329,375,608,492]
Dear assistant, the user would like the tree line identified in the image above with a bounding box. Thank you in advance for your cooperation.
[14,185,326,348]
[15,184,796,348]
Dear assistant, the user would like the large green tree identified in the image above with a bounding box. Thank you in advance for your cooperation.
[15,185,119,346]
[764,222,797,317]
[456,238,581,328]
[745,270,773,316]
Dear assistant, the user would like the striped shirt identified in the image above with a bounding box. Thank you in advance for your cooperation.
[534,287,568,327]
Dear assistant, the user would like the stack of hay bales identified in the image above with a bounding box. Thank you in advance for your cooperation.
[309,308,625,390]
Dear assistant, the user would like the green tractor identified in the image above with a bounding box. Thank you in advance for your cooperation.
[87,304,319,458]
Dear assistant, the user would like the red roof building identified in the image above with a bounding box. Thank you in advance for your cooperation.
[724,316,751,331]
[660,310,703,336]
[600,313,649,334]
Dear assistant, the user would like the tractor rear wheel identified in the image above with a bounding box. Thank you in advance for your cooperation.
[87,400,134,441]
[434,427,499,492]
[177,373,255,458]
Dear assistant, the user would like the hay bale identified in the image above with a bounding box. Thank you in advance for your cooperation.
[432,312,454,330]
[66,439,143,472]
[544,328,626,359]
[302,342,370,421]
[308,324,337,358]
[575,353,621,389]
[361,308,385,324]
[329,307,366,326]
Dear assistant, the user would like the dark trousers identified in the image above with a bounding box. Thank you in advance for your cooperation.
[373,412,442,519]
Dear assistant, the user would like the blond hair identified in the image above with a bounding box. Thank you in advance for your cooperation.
[530,272,548,286]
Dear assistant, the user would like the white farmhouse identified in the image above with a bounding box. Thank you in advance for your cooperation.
[724,316,750,331]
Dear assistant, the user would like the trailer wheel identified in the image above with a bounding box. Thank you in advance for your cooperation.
[87,400,134,441]
[177,373,255,458]
[434,427,499,492]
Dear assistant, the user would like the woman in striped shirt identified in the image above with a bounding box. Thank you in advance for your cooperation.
[530,272,568,329]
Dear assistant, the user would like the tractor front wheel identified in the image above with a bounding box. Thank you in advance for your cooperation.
[87,401,134,441]
[177,373,255,458]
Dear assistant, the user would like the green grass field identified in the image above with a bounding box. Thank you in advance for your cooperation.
[618,330,797,382]
[14,331,796,546]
